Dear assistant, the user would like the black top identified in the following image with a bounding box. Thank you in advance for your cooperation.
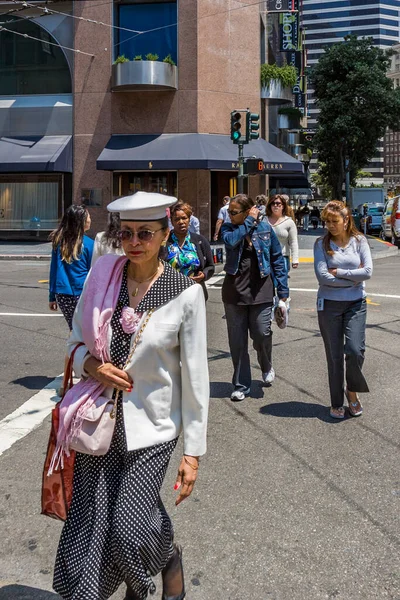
[222,240,273,305]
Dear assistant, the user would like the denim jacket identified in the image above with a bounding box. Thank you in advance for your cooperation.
[221,216,289,299]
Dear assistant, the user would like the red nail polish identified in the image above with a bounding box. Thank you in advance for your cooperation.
[174,483,179,490]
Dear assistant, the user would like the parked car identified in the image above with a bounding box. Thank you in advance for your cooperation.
[380,196,400,246]
[356,203,385,234]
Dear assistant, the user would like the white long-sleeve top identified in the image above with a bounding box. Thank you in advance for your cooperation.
[268,216,299,264]
[314,235,373,301]
[68,263,209,456]
[91,231,125,266]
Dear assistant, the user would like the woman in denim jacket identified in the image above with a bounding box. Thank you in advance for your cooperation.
[221,194,289,401]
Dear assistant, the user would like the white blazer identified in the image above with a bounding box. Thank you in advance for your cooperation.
[68,272,209,456]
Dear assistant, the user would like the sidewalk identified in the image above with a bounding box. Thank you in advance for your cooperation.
[0,231,398,261]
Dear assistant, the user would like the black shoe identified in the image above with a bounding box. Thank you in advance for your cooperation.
[162,544,186,600]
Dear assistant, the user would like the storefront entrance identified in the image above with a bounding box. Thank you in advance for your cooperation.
[113,172,177,198]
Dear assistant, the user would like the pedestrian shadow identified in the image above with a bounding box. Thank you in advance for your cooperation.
[0,585,60,599]
[260,401,338,423]
[11,376,56,390]
[210,380,264,400]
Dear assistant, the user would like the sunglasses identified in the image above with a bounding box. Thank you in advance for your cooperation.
[117,228,163,242]
[271,202,283,207]
[228,209,246,216]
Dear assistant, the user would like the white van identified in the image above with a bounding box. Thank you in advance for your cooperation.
[381,196,400,246]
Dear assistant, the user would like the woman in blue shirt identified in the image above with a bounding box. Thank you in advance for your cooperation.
[48,204,93,330]
[314,201,373,419]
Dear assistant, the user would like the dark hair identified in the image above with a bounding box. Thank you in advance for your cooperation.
[320,200,362,256]
[256,194,267,206]
[104,212,122,249]
[170,202,193,220]
[231,194,254,211]
[266,194,290,217]
[49,204,89,263]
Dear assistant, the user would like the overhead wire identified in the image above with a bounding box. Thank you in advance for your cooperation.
[0,24,95,56]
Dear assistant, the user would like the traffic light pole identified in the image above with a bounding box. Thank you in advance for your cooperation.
[238,142,244,194]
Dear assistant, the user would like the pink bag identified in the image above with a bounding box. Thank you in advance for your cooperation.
[69,309,154,456]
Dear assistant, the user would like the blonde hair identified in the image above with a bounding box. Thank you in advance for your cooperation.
[320,200,362,256]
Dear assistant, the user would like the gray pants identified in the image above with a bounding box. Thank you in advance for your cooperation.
[224,303,273,394]
[318,298,369,408]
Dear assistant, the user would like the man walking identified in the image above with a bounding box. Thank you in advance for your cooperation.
[213,196,231,241]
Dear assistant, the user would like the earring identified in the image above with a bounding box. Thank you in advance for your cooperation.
[161,240,167,247]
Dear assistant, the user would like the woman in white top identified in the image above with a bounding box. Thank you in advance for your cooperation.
[266,194,299,273]
[54,192,209,600]
[91,211,125,266]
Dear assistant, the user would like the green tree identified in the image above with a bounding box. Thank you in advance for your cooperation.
[309,36,400,199]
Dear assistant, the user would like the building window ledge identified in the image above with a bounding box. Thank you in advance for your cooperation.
[261,79,293,105]
[111,61,178,91]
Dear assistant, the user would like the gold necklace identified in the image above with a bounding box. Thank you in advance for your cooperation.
[128,264,160,297]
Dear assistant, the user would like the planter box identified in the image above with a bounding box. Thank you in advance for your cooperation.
[261,79,293,105]
[112,61,178,91]
[278,114,301,130]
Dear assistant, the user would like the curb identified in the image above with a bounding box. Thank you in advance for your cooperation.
[0,255,50,261]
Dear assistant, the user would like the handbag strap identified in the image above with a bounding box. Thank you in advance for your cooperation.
[123,309,154,369]
[62,342,85,397]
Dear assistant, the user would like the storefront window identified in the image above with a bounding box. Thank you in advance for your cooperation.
[116,2,177,64]
[113,172,177,199]
[0,176,60,230]
[0,17,71,95]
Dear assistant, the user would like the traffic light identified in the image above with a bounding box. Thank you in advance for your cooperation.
[246,112,260,142]
[244,158,264,174]
[230,111,242,144]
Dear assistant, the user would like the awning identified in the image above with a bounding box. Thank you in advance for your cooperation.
[97,134,304,174]
[0,135,72,173]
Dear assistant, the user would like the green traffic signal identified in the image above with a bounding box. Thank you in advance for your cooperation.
[246,112,260,142]
[231,111,242,144]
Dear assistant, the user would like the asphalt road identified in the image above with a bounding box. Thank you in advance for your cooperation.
[0,258,399,600]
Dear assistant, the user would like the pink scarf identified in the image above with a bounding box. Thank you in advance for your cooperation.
[49,254,128,473]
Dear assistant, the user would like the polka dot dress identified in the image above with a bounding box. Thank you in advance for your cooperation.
[53,263,193,600]
[56,293,80,331]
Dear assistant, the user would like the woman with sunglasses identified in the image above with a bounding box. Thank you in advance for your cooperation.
[221,194,289,401]
[266,194,299,275]
[53,192,209,600]
[166,201,214,300]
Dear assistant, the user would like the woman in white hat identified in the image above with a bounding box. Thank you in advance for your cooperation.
[53,192,209,600]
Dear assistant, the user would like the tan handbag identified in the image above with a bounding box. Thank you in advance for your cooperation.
[69,309,154,456]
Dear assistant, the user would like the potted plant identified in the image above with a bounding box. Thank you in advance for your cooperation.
[260,64,297,103]
[112,52,178,91]
[278,106,303,129]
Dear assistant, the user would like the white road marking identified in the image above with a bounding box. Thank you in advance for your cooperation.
[0,313,63,317]
[289,288,400,299]
[0,375,62,457]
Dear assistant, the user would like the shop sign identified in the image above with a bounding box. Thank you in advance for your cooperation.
[266,0,296,12]
[279,0,300,52]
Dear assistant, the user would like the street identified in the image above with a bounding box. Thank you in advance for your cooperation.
[0,256,399,600]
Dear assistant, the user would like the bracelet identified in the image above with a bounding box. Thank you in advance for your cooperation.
[184,456,199,471]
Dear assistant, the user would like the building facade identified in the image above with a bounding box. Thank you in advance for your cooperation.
[303,0,400,185]
[0,0,304,239]
[384,44,400,195]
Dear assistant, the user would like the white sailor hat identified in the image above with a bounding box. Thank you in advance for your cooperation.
[107,191,177,221]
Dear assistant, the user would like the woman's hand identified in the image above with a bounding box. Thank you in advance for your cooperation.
[292,263,299,269]
[174,455,199,506]
[191,271,205,284]
[49,301,58,311]
[248,206,260,220]
[84,356,133,391]
[328,268,337,276]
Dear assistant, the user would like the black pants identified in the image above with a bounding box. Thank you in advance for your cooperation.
[224,302,273,394]
[318,298,369,408]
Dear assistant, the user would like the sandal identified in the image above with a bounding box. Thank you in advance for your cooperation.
[330,406,345,419]
[345,389,363,417]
